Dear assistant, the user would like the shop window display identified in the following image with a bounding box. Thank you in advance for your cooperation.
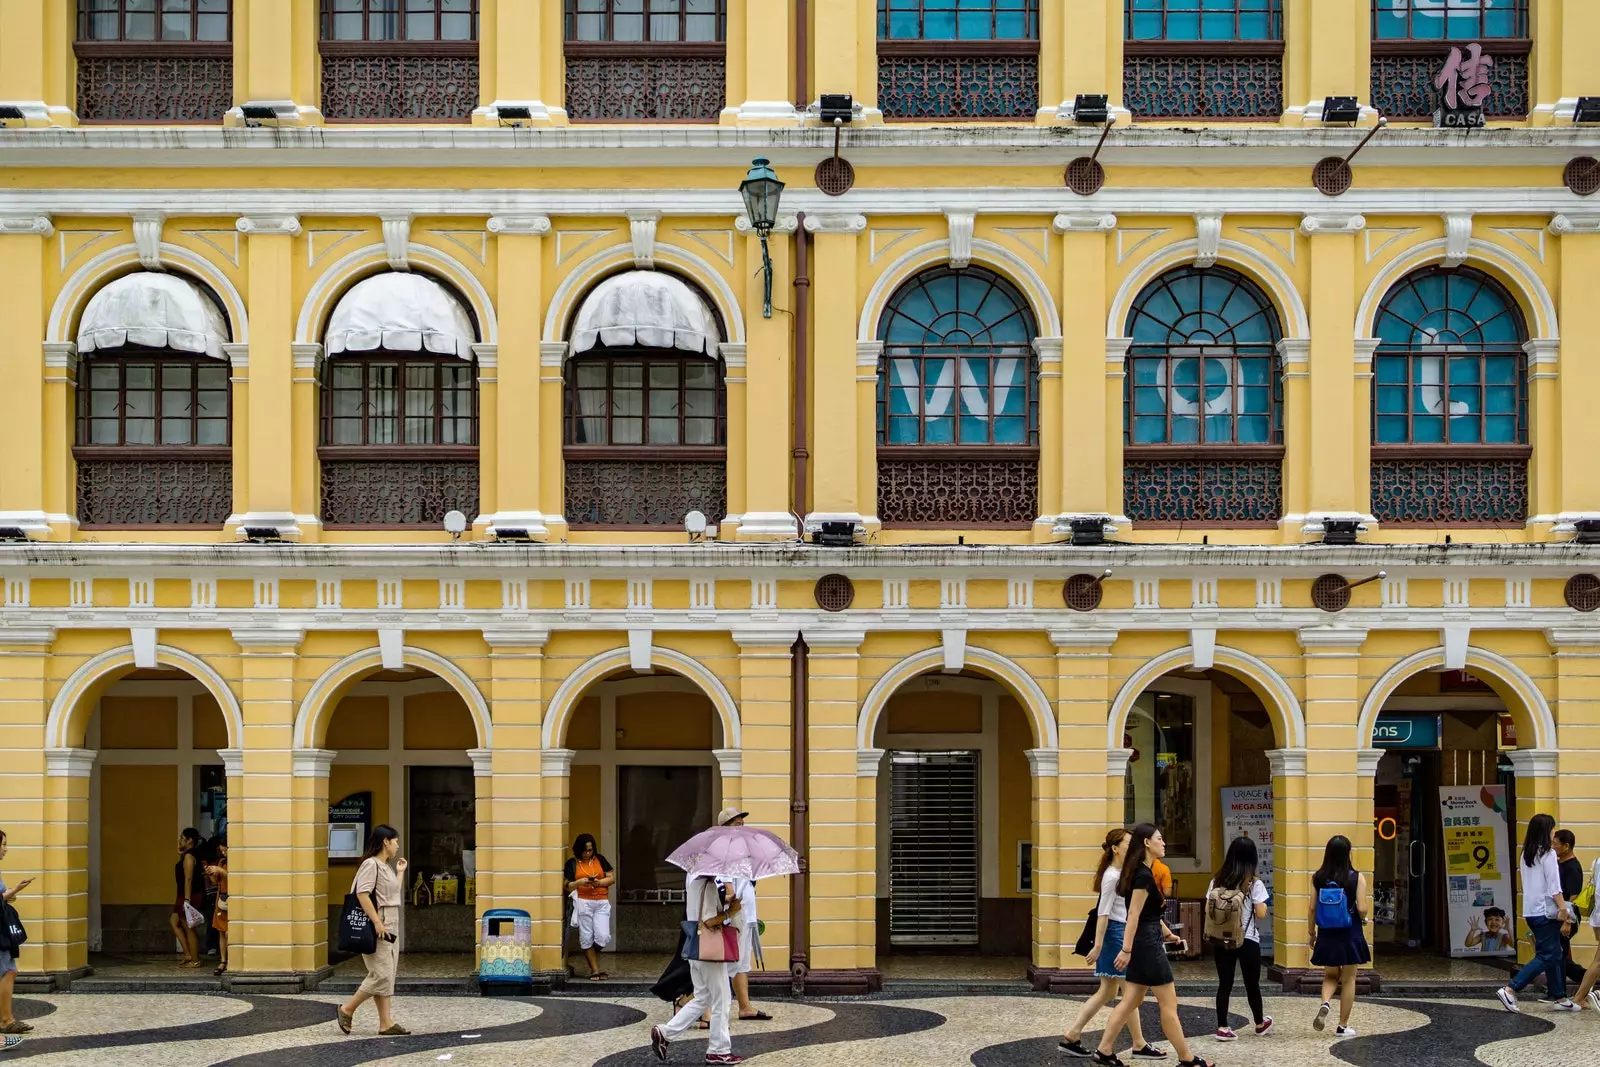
[1124,691,1198,859]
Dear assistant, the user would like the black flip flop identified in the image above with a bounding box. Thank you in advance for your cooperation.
[739,1011,774,1021]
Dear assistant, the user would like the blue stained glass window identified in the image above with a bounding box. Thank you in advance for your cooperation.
[1126,0,1281,42]
[1372,0,1526,41]
[878,0,1039,41]
[1371,266,1527,445]
[1123,266,1283,446]
[877,266,1038,446]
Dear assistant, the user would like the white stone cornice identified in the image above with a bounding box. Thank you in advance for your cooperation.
[42,341,78,372]
[1052,212,1117,233]
[132,210,165,270]
[735,214,799,235]
[1355,748,1384,779]
[802,213,867,234]
[1297,627,1369,650]
[1299,214,1366,235]
[1549,213,1600,236]
[220,342,249,369]
[1545,627,1600,649]
[717,342,746,369]
[0,215,53,237]
[1266,747,1307,778]
[468,747,493,777]
[487,215,552,235]
[467,342,496,370]
[713,747,742,779]
[945,211,975,269]
[290,342,323,372]
[45,747,96,778]
[236,215,301,236]
[731,628,801,650]
[380,212,412,271]
[1276,337,1311,365]
[231,628,305,649]
[1105,337,1133,364]
[1505,748,1559,778]
[628,209,659,269]
[1523,337,1558,372]
[1025,748,1059,778]
[1049,628,1118,648]
[542,747,577,777]
[1194,210,1224,268]
[1353,338,1381,366]
[857,340,884,367]
[1105,748,1135,778]
[0,627,56,646]
[802,629,867,649]
[1442,211,1472,267]
[857,747,886,777]
[1031,336,1063,364]
[539,341,568,367]
[217,748,244,777]
[291,749,338,778]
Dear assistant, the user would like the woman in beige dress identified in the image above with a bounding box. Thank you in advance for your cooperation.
[337,825,409,1035]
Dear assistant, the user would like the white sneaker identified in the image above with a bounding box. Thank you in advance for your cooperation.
[1552,1000,1581,1012]
[1588,989,1600,1013]
[1496,986,1521,1014]
[1334,1025,1358,1039]
[1312,1002,1331,1031]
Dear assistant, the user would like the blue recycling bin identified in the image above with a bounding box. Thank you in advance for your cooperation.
[478,908,533,995]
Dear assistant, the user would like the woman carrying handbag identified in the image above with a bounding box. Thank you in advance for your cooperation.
[651,873,745,1066]
[0,829,33,1051]
[336,826,410,1036]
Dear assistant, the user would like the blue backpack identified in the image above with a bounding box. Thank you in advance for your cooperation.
[1316,880,1352,930]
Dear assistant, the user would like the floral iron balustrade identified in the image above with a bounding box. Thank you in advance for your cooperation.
[876,450,1038,526]
[1370,449,1528,525]
[1370,40,1529,119]
[877,42,1038,119]
[1123,45,1283,119]
[320,453,479,526]
[565,454,726,527]
[74,48,233,122]
[1123,448,1283,526]
[564,46,726,121]
[320,45,479,121]
[76,451,232,526]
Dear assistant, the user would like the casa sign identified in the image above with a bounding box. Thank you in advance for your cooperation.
[1435,41,1492,128]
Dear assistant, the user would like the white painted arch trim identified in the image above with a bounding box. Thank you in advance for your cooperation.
[856,644,1059,751]
[540,644,742,751]
[1355,237,1558,340]
[543,242,745,346]
[295,242,498,346]
[1108,237,1310,340]
[858,238,1063,343]
[295,644,492,750]
[48,243,249,345]
[1357,645,1555,752]
[46,643,244,750]
[1106,644,1306,750]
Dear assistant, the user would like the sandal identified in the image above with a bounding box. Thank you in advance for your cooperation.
[695,1020,711,1030]
[1,1022,32,1035]
[213,964,227,976]
[379,1024,411,1036]
[1092,1053,1127,1067]
[336,1007,353,1035]
[739,1011,773,1021]
[1178,1059,1214,1067]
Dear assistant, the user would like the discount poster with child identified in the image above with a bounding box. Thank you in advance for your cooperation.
[1439,785,1515,958]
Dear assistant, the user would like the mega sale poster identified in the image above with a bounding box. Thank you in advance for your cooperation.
[1220,784,1274,955]
[1439,785,1515,958]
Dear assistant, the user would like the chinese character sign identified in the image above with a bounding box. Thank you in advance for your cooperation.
[1437,42,1494,111]
[1439,785,1514,958]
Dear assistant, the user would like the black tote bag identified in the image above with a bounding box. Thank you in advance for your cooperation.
[336,862,379,955]
[1074,905,1099,958]
[0,901,24,954]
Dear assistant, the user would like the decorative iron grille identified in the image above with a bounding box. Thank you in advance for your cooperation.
[876,451,1037,526]
[1123,52,1283,118]
[565,456,726,527]
[1370,44,1529,119]
[1370,452,1527,525]
[75,52,233,122]
[320,455,479,525]
[76,453,232,526]
[320,50,478,121]
[877,48,1038,119]
[1123,451,1283,525]
[564,53,726,120]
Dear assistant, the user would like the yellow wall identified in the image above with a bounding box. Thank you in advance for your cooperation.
[327,696,388,750]
[997,697,1031,900]
[569,764,602,854]
[100,765,177,905]
[404,691,477,750]
[327,763,390,889]
[616,692,715,750]
[98,697,177,749]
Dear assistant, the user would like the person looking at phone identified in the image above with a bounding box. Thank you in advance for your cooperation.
[0,829,33,1050]
[336,825,409,1036]
[168,828,205,969]
[564,833,615,980]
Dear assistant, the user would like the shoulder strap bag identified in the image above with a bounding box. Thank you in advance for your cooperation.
[680,879,739,963]
[337,859,380,955]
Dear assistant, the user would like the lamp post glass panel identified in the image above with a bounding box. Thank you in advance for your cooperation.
[740,157,785,318]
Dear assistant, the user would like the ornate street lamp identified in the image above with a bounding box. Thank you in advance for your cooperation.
[739,157,785,318]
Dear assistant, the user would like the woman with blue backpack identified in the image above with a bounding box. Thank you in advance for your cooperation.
[1308,834,1370,1038]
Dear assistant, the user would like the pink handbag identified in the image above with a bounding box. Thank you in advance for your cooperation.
[687,879,740,963]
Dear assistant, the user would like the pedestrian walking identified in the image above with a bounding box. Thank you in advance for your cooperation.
[651,872,746,1065]
[202,834,229,976]
[0,829,33,1051]
[1497,813,1577,1013]
[336,825,411,1036]
[1308,834,1370,1038]
[1206,835,1272,1041]
[714,808,773,1023]
[168,828,205,969]
[1555,829,1586,989]
[564,833,615,980]
[1571,850,1600,1012]
[1058,827,1164,1060]
[1091,822,1213,1067]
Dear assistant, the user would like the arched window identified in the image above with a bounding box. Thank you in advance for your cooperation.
[1123,265,1283,525]
[1371,265,1528,524]
[74,271,233,527]
[876,265,1038,526]
[564,270,726,527]
[318,272,480,526]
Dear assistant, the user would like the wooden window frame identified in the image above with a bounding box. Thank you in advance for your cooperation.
[876,0,1040,43]
[318,352,480,451]
[74,350,233,450]
[564,0,727,45]
[563,351,727,451]
[76,0,233,47]
[1369,0,1527,41]
[1122,0,1282,45]
[318,0,479,43]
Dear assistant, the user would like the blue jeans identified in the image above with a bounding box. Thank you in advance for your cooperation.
[1509,915,1567,999]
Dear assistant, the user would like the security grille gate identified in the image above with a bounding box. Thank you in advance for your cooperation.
[888,749,980,945]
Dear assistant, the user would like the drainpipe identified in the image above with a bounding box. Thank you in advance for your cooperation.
[789,0,812,995]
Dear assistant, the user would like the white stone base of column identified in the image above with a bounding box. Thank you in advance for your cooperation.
[803,512,866,536]
[736,511,801,538]
[0,511,56,537]
[1549,512,1600,534]
[1037,101,1131,125]
[1051,512,1123,538]
[1287,99,1381,126]
[721,101,802,124]
[473,101,569,126]
[1531,97,1580,123]
[0,101,76,127]
[1294,512,1377,538]
[228,512,304,540]
[480,511,552,539]
[224,101,325,126]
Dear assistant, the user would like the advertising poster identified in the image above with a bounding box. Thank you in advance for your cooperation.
[1439,785,1515,958]
[1219,784,1274,954]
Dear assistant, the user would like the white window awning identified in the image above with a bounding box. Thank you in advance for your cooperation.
[572,270,720,357]
[76,271,230,359]
[325,272,477,358]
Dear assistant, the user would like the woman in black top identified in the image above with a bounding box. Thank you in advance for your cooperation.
[167,828,204,969]
[1093,823,1213,1067]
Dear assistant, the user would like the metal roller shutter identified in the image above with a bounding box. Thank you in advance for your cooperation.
[888,749,980,946]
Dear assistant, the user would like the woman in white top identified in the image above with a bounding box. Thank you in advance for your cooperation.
[1206,835,1272,1041]
[1573,853,1600,1012]
[1058,828,1163,1060]
[1497,813,1577,1012]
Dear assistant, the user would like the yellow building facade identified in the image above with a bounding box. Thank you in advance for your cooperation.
[1,0,1599,994]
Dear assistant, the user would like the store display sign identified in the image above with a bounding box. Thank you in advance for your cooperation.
[1434,42,1491,129]
[1220,784,1274,955]
[1440,785,1515,958]
[1372,714,1441,749]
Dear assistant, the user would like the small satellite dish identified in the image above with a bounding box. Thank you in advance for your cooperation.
[684,510,708,535]
[443,510,468,535]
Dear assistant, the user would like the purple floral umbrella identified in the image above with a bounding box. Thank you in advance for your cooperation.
[665,825,800,881]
